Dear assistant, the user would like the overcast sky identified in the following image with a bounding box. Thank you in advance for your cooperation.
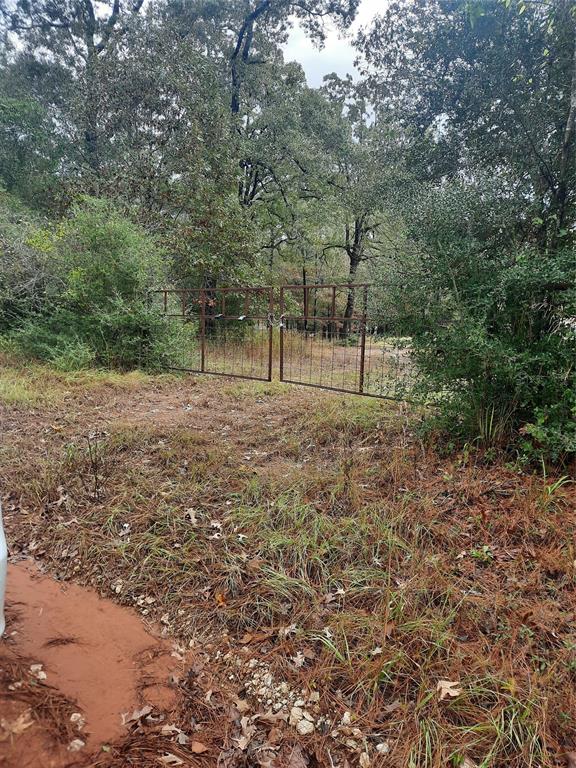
[283,0,382,87]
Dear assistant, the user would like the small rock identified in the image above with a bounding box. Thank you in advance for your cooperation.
[289,707,303,726]
[70,713,85,730]
[29,664,47,681]
[296,719,315,736]
[68,739,85,752]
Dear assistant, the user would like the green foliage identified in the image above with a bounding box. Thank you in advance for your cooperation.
[0,189,50,329]
[521,390,576,464]
[0,94,62,209]
[2,197,178,371]
[393,178,576,461]
[51,198,162,308]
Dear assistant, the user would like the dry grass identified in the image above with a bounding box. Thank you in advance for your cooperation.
[0,650,79,748]
[1,356,575,768]
[0,351,168,407]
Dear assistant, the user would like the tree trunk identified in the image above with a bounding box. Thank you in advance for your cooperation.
[553,26,576,244]
[83,0,101,174]
[342,255,361,337]
[230,0,270,115]
[342,216,365,336]
[84,57,100,173]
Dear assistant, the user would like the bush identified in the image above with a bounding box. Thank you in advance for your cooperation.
[391,178,576,463]
[0,189,51,329]
[3,197,179,371]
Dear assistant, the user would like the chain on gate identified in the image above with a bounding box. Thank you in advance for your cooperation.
[150,284,413,399]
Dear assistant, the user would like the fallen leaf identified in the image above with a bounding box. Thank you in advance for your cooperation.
[460,758,479,768]
[158,754,184,766]
[235,733,253,751]
[291,651,306,668]
[267,726,283,746]
[565,753,576,768]
[287,744,308,768]
[234,698,251,714]
[256,711,289,724]
[0,710,34,741]
[308,691,320,703]
[235,716,257,750]
[55,486,68,507]
[436,680,462,701]
[122,705,153,726]
[383,621,395,638]
[240,631,272,644]
[191,741,209,754]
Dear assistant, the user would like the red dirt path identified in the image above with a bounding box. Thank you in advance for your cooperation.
[1,560,183,767]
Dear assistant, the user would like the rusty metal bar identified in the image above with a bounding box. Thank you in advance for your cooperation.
[167,368,271,383]
[279,286,285,382]
[267,288,273,381]
[281,283,370,290]
[200,288,206,373]
[331,286,336,341]
[359,285,368,394]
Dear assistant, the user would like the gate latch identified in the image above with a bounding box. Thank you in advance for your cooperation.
[267,313,286,329]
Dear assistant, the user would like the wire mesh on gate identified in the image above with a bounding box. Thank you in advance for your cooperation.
[151,284,415,399]
[149,287,274,382]
[279,283,415,399]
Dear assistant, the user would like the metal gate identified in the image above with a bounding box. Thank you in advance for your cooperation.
[279,283,370,395]
[151,284,412,399]
[150,287,274,382]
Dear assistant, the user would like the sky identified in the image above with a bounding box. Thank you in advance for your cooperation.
[283,0,382,87]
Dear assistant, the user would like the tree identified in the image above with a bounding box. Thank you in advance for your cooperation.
[0,0,146,173]
[227,0,359,116]
[314,75,407,326]
[356,0,576,249]
[354,0,576,455]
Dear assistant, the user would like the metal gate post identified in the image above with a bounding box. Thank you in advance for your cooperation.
[279,287,285,382]
[267,288,273,382]
[200,288,206,373]
[359,285,369,394]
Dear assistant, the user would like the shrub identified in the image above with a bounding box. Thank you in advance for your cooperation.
[0,189,51,329]
[390,178,576,463]
[3,197,179,371]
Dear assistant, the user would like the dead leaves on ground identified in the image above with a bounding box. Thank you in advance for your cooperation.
[436,679,462,701]
[0,709,34,741]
